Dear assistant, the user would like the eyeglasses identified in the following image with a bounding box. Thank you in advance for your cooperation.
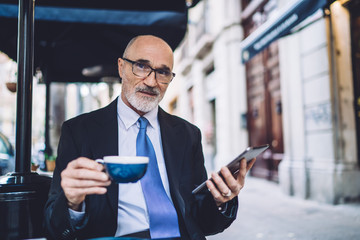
[123,58,175,84]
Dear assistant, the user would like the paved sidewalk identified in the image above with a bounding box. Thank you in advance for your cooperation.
[208,177,360,240]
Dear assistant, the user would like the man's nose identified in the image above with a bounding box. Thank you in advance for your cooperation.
[143,70,157,87]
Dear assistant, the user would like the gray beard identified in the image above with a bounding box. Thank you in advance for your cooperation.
[125,86,163,113]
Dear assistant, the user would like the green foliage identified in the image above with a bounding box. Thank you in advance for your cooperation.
[45,153,56,161]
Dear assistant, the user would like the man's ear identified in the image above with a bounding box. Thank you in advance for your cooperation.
[118,58,123,78]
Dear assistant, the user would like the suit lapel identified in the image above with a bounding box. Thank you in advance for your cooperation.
[89,98,119,213]
[158,108,186,197]
[158,108,189,228]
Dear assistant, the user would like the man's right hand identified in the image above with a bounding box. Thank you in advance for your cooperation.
[60,157,111,211]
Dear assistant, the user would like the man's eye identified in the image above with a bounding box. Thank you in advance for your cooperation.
[157,69,170,76]
[135,62,149,70]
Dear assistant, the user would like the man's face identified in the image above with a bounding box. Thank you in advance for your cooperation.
[118,36,174,116]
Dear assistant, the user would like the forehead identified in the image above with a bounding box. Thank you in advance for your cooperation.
[126,36,174,69]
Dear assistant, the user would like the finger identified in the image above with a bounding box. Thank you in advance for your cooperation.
[220,167,241,194]
[64,185,109,208]
[211,172,231,195]
[236,158,247,187]
[68,157,104,172]
[64,187,108,205]
[62,178,111,189]
[239,158,247,178]
[61,168,109,182]
[246,158,256,172]
[206,179,226,206]
[67,187,108,196]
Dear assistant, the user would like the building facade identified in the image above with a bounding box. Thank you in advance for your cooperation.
[161,0,360,204]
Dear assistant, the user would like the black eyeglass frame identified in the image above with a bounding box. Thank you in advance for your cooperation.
[123,58,175,84]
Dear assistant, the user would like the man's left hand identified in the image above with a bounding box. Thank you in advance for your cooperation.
[206,158,256,206]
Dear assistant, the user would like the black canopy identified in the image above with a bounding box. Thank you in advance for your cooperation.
[240,0,330,63]
[0,0,200,82]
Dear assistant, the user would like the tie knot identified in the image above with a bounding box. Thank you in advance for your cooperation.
[138,117,149,129]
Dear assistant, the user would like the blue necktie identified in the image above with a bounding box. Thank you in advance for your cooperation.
[136,117,180,239]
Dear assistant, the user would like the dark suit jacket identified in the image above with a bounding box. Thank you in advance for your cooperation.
[44,98,237,240]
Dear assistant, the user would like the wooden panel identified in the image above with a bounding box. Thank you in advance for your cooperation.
[242,0,284,181]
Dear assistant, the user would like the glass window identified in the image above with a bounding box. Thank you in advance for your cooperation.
[0,137,8,154]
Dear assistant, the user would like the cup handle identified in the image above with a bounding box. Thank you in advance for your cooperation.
[95,159,106,173]
[95,159,104,164]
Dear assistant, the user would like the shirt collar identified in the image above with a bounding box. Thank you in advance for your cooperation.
[117,96,159,130]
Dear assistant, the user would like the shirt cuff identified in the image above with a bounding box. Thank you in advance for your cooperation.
[218,199,237,218]
[68,202,86,226]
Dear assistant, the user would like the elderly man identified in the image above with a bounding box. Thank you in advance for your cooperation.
[44,35,255,240]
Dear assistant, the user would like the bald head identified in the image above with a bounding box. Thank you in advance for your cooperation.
[123,35,173,59]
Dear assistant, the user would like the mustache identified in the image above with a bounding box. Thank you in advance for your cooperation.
[135,86,160,95]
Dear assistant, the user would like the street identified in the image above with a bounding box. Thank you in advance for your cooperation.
[208,177,360,240]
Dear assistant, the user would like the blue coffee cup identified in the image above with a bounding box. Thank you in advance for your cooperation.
[96,156,149,183]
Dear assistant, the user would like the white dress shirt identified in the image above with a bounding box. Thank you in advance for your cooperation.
[115,97,171,236]
[68,97,172,237]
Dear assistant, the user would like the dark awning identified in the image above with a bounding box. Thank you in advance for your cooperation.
[240,0,329,63]
[0,0,199,82]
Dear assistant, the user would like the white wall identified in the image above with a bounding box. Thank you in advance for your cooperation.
[162,0,249,173]
[278,2,360,203]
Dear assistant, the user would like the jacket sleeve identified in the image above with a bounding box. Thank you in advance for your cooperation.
[44,121,90,239]
[191,127,238,236]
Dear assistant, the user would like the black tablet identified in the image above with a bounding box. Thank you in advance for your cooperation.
[192,144,269,194]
